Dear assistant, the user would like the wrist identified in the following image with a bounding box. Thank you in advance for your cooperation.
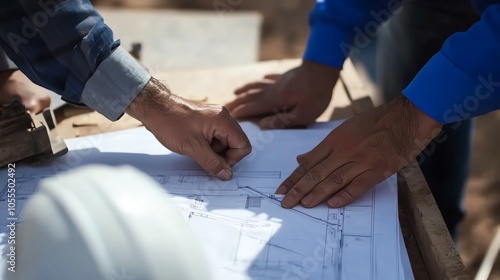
[385,95,443,157]
[125,77,173,126]
[300,60,339,88]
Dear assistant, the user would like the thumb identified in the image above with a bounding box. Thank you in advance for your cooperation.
[188,141,233,181]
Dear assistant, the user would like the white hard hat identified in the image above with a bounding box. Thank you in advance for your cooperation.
[6,165,211,280]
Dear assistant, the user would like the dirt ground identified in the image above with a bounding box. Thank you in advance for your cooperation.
[93,1,500,278]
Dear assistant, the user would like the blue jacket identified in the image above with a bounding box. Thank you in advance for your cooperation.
[304,0,500,123]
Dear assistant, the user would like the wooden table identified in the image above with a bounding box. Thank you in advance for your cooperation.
[53,59,467,279]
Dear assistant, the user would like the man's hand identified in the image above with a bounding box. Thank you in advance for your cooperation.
[276,95,443,208]
[126,78,252,180]
[0,70,51,113]
[225,61,339,129]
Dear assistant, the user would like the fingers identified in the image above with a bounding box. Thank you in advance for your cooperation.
[186,139,233,181]
[234,80,275,95]
[230,98,275,119]
[205,109,252,166]
[224,148,251,166]
[280,159,380,208]
[263,74,282,81]
[326,170,384,208]
[275,146,331,195]
[300,162,365,208]
[210,138,228,155]
[224,91,262,112]
[221,120,252,166]
[276,134,381,209]
[194,120,251,179]
[280,153,348,209]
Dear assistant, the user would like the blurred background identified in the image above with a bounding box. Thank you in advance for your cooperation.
[90,0,500,278]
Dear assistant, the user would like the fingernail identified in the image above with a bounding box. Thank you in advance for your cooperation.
[217,168,232,180]
[327,197,340,208]
[301,195,314,207]
[281,194,296,208]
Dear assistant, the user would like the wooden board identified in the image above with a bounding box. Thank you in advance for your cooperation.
[399,164,468,279]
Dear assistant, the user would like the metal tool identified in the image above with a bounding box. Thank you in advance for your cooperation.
[0,100,68,167]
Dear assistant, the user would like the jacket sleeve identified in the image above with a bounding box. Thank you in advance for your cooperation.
[303,0,399,68]
[403,4,500,123]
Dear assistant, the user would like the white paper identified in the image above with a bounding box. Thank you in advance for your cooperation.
[1,121,412,279]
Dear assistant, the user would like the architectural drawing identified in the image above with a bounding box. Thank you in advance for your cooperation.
[150,170,282,192]
[0,122,410,279]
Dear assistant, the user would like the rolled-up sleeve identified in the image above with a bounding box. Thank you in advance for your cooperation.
[0,0,151,120]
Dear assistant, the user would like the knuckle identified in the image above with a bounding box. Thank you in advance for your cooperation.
[351,177,365,189]
[305,170,320,182]
[306,165,326,182]
[296,154,305,164]
[327,173,343,185]
[314,185,330,197]
[339,189,355,202]
[203,157,221,171]
[239,145,252,157]
[291,187,307,197]
[40,94,51,104]
[297,162,311,175]
[210,105,227,117]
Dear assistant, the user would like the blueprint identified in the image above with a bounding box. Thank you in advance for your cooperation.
[0,121,413,279]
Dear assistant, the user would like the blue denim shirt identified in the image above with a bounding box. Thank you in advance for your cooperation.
[304,0,500,124]
[0,0,151,120]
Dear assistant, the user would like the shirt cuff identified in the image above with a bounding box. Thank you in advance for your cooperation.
[80,46,151,121]
[303,23,353,69]
[403,52,482,124]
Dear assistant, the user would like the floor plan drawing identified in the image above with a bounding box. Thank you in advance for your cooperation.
[0,122,412,279]
[150,170,282,192]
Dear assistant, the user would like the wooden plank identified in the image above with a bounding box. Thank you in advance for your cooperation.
[401,162,469,279]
